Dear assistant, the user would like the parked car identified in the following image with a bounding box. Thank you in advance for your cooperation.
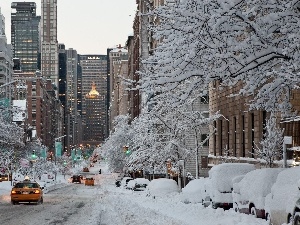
[265,166,300,225]
[181,177,211,206]
[127,178,150,191]
[233,168,283,219]
[208,163,255,209]
[11,180,44,205]
[147,178,179,197]
[120,177,133,188]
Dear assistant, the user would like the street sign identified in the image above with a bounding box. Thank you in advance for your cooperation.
[284,136,292,145]
[55,141,62,157]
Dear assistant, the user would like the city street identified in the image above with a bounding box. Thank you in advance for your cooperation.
[0,162,267,225]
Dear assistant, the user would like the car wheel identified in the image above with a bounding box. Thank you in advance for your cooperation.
[250,206,257,218]
[212,202,217,209]
[234,203,239,213]
[293,212,300,225]
[11,201,18,205]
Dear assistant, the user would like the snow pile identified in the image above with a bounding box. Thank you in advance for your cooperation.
[147,178,179,197]
[209,163,256,193]
[181,177,209,204]
[237,168,283,209]
[127,178,150,189]
[266,167,300,215]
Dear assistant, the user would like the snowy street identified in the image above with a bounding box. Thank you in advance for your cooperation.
[0,161,268,225]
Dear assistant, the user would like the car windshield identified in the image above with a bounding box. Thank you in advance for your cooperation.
[14,183,39,188]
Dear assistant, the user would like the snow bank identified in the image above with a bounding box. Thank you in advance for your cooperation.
[238,168,283,209]
[181,177,208,204]
[209,163,256,193]
[147,178,179,197]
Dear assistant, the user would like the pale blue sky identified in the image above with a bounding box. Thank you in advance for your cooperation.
[0,0,137,54]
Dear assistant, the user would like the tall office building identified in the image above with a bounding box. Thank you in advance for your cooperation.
[11,2,40,73]
[0,9,13,101]
[41,0,58,94]
[79,55,107,143]
[85,83,103,144]
[0,8,5,35]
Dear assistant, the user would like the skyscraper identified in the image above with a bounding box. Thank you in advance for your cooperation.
[11,2,40,73]
[0,9,13,100]
[79,55,107,143]
[85,82,103,144]
[41,0,58,94]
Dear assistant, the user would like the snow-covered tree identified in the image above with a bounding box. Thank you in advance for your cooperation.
[254,114,284,167]
[0,109,24,149]
[140,0,300,114]
[102,115,134,172]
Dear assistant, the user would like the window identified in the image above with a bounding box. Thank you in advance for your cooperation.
[201,134,209,146]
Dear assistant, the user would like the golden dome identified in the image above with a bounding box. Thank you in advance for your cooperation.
[86,82,99,97]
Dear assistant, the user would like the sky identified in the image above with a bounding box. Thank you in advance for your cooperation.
[0,0,137,54]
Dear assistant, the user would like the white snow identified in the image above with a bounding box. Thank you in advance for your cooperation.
[235,168,283,210]
[0,161,269,225]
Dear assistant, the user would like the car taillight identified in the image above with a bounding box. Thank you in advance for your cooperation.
[34,190,40,194]
[11,190,17,194]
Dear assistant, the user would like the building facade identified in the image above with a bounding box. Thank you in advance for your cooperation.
[85,83,103,145]
[0,11,13,102]
[41,0,59,94]
[108,46,128,131]
[79,55,107,143]
[11,2,40,73]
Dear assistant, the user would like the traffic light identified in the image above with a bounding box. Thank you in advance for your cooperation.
[63,160,67,166]
[31,150,37,160]
[123,146,131,155]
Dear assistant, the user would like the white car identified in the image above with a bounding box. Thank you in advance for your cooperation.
[181,177,211,206]
[127,178,150,191]
[120,177,133,188]
[265,166,300,225]
[208,163,256,209]
[233,168,283,219]
[147,178,179,197]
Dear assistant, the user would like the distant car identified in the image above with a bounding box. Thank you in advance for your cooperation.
[83,167,89,172]
[233,168,283,219]
[127,178,150,191]
[11,180,44,205]
[0,174,11,182]
[85,177,94,186]
[72,175,82,184]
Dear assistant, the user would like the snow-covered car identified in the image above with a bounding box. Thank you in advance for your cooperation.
[147,178,179,197]
[120,177,133,188]
[127,178,150,191]
[233,168,283,219]
[208,163,255,209]
[181,177,211,206]
[265,166,300,225]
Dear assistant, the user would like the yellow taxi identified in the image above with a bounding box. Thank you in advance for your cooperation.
[10,179,44,205]
[83,167,89,172]
[85,177,94,186]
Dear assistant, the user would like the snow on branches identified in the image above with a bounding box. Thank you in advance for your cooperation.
[140,0,300,113]
[254,113,284,167]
